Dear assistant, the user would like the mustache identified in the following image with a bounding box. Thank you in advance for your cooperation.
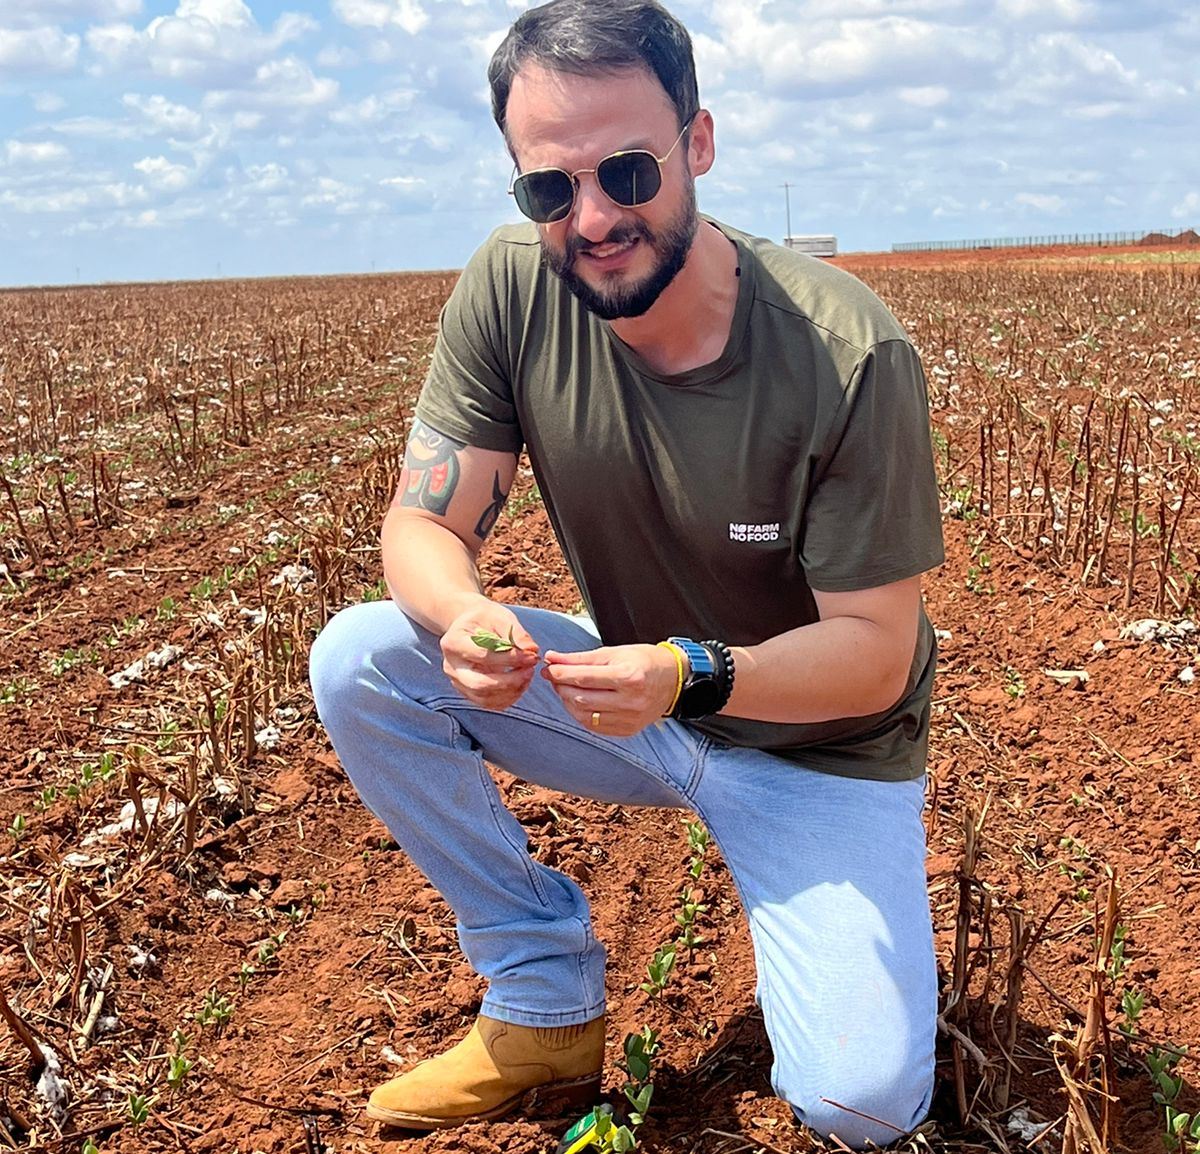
[564,220,655,264]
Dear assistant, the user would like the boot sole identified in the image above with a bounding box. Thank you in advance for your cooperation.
[365,1071,602,1131]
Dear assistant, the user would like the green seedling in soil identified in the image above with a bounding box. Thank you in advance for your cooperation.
[167,1029,193,1090]
[8,814,27,843]
[50,647,96,676]
[471,627,519,652]
[34,785,57,812]
[1148,1045,1199,1151]
[639,945,675,998]
[675,886,709,951]
[0,677,34,704]
[82,1138,100,1154]
[157,596,179,621]
[257,930,287,965]
[167,1051,193,1091]
[127,1092,150,1126]
[1120,988,1145,1036]
[684,819,709,882]
[588,1027,661,1152]
[196,989,232,1029]
[1107,924,1129,981]
[237,963,256,989]
[1003,666,1027,699]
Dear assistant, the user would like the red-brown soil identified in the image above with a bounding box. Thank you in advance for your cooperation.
[1,252,1198,1154]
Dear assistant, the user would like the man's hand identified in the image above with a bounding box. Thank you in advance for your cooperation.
[441,602,540,711]
[541,643,680,737]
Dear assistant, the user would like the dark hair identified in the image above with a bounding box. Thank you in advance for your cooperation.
[488,0,700,140]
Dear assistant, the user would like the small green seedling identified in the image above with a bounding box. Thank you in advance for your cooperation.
[471,627,518,652]
[82,1138,100,1154]
[127,1092,150,1126]
[1120,988,1145,1036]
[639,945,675,998]
[9,814,27,843]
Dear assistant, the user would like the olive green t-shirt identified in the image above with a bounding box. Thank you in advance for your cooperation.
[415,218,945,781]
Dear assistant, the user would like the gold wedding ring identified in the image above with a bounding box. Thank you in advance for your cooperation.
[590,711,601,728]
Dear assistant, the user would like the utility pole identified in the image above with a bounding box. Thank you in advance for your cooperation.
[781,182,792,242]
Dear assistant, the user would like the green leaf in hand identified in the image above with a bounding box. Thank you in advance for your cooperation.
[471,627,517,653]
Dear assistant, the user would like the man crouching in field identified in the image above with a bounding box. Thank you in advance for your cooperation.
[309,0,944,1146]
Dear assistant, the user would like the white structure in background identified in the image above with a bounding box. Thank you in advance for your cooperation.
[785,235,838,257]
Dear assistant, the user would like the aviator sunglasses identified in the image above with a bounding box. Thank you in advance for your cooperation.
[509,117,694,224]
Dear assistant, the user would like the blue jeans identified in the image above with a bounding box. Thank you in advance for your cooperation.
[309,602,937,1147]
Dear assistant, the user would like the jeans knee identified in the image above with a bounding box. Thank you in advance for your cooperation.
[308,602,397,716]
[787,1070,932,1150]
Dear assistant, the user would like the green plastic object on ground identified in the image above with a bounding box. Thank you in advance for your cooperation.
[555,1102,615,1154]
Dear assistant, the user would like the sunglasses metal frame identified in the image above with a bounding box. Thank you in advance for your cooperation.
[508,116,695,224]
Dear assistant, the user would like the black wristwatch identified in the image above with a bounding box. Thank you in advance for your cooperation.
[667,637,735,720]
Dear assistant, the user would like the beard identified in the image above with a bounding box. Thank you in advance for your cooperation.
[542,179,699,320]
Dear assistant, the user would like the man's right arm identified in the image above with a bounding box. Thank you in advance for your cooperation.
[383,418,538,709]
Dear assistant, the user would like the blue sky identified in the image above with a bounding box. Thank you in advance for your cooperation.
[1,0,1197,286]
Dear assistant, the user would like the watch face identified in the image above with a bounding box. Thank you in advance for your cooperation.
[681,678,722,718]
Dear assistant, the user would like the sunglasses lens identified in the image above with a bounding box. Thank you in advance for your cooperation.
[597,152,662,207]
[513,170,575,223]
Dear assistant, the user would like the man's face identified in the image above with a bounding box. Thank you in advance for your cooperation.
[504,63,701,320]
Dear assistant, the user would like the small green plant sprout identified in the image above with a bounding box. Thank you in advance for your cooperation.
[1147,1044,1199,1151]
[237,962,256,989]
[196,988,232,1029]
[1107,924,1129,981]
[675,886,709,951]
[50,648,94,676]
[190,575,216,601]
[257,929,287,966]
[684,819,709,882]
[127,1092,150,1126]
[1002,666,1027,699]
[9,813,27,843]
[82,1138,100,1154]
[1120,988,1145,1036]
[1167,1111,1200,1153]
[0,676,34,704]
[639,944,675,998]
[167,1050,192,1091]
[284,904,306,926]
[471,627,518,652]
[34,785,57,812]
[157,595,179,621]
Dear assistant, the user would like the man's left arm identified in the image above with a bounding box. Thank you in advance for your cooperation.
[722,576,922,723]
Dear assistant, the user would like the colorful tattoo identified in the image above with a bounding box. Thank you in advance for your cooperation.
[401,421,463,517]
[475,472,508,540]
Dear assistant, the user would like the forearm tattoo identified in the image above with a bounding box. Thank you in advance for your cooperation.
[400,420,464,517]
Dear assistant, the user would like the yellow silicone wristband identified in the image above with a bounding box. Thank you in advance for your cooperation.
[657,641,686,717]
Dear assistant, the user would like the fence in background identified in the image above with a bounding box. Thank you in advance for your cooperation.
[892,226,1200,253]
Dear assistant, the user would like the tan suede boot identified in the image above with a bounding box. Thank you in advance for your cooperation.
[366,1014,605,1129]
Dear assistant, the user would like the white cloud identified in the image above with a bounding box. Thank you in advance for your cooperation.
[329,88,415,126]
[332,0,429,35]
[5,140,70,164]
[898,85,950,108]
[1172,191,1200,220]
[1014,192,1067,212]
[0,25,80,72]
[243,162,290,192]
[121,92,204,134]
[0,0,140,26]
[33,92,67,112]
[133,154,192,191]
[204,57,338,109]
[86,0,316,84]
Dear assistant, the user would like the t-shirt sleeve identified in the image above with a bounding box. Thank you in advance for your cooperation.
[413,241,524,455]
[800,338,945,592]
